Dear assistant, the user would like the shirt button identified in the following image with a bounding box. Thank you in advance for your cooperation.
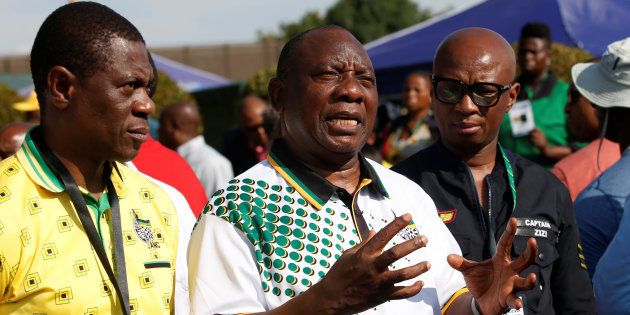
[538,252,545,261]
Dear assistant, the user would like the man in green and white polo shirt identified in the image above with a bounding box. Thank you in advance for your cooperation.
[188,26,538,315]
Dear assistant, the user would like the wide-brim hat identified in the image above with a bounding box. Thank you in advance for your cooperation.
[12,91,39,112]
[572,37,630,109]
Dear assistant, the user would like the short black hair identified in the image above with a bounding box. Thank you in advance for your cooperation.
[30,2,145,108]
[276,25,348,79]
[520,22,551,45]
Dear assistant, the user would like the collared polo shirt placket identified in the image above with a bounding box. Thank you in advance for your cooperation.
[189,139,466,314]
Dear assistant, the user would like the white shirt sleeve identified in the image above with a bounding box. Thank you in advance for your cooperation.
[402,176,466,308]
[198,157,233,198]
[188,214,267,314]
[125,161,196,315]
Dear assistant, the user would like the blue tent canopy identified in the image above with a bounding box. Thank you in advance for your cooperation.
[151,54,230,93]
[366,0,630,95]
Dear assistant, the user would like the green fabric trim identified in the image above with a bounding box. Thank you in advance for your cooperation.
[269,151,325,207]
[22,131,64,191]
[83,192,110,242]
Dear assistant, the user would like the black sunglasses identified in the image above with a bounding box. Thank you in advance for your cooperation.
[431,74,513,107]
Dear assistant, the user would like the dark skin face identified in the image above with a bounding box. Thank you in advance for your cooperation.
[159,101,200,150]
[402,74,431,115]
[518,37,550,80]
[597,106,630,152]
[270,28,377,170]
[69,38,154,162]
[44,37,154,194]
[239,96,269,149]
[433,29,520,159]
[566,83,600,142]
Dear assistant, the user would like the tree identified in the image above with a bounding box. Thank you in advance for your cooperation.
[326,0,431,43]
[151,70,196,118]
[279,11,326,42]
[259,0,432,44]
[0,83,24,126]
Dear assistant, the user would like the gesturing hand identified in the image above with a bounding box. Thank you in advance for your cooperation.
[310,213,430,315]
[447,218,538,315]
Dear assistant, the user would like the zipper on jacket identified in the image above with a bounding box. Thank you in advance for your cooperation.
[463,163,488,239]
[486,176,497,256]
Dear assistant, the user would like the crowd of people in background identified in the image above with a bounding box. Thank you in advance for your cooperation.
[0,2,629,315]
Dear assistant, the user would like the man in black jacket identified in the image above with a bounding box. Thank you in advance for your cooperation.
[394,28,596,314]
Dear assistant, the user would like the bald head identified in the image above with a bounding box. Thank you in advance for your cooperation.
[237,95,268,125]
[431,28,520,157]
[0,122,34,160]
[158,101,201,150]
[434,28,516,81]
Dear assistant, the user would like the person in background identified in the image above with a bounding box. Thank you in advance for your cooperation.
[381,72,435,164]
[394,27,596,314]
[12,90,41,124]
[550,79,621,201]
[131,53,208,218]
[0,2,178,313]
[0,122,34,160]
[222,95,271,175]
[188,25,540,315]
[572,37,630,278]
[159,100,233,198]
[592,196,630,314]
[498,22,571,168]
[127,55,201,315]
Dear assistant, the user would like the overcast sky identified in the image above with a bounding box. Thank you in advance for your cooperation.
[0,0,480,57]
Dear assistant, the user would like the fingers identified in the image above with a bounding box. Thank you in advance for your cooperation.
[354,230,377,249]
[511,237,538,272]
[506,293,524,310]
[495,217,517,261]
[387,280,424,300]
[382,261,430,285]
[362,214,412,254]
[512,272,537,292]
[374,235,428,270]
[447,254,477,272]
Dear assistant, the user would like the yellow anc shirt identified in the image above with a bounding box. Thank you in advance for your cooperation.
[0,132,178,314]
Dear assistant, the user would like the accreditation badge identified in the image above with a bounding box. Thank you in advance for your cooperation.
[509,100,535,137]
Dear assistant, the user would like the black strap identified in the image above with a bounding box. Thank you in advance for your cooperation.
[31,130,130,315]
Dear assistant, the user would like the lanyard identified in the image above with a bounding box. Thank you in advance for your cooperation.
[31,130,130,315]
[487,144,517,255]
[499,144,517,213]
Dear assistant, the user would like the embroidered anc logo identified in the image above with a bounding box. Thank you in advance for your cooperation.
[398,220,420,241]
[438,209,457,224]
[132,210,159,249]
[390,210,420,241]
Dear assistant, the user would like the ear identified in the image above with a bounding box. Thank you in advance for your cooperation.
[47,66,76,110]
[506,82,521,112]
[268,77,285,112]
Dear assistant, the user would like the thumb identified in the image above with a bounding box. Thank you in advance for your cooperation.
[447,254,475,272]
[447,254,463,270]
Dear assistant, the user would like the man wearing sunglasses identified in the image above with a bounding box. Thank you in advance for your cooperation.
[394,28,596,314]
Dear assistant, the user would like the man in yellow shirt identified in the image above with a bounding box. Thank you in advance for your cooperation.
[0,2,178,314]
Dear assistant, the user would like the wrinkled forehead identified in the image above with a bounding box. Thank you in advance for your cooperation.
[295,29,373,71]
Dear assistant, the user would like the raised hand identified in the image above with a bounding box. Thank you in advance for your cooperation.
[447,218,538,315]
[308,213,430,315]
